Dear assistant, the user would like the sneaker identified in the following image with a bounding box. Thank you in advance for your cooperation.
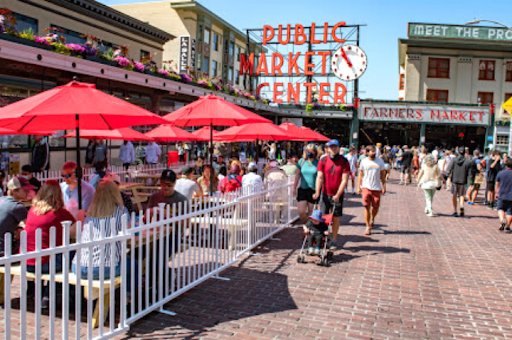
[467,202,474,206]
[427,212,434,217]
[328,241,337,251]
[459,209,464,217]
[505,226,511,232]
[307,247,314,255]
[451,212,459,217]
[313,248,321,255]
[425,208,429,214]
[499,221,506,231]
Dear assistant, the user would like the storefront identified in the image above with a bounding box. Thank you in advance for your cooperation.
[358,100,492,150]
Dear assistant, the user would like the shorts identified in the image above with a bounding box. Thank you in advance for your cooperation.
[472,183,480,191]
[487,181,496,191]
[349,171,356,180]
[468,177,475,186]
[497,199,512,215]
[401,165,411,174]
[320,193,344,217]
[451,183,466,197]
[297,188,318,204]
[362,188,382,209]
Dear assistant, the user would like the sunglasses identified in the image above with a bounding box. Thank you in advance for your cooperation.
[61,173,73,179]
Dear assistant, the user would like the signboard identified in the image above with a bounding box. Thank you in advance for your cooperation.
[409,23,512,42]
[359,102,490,126]
[179,36,190,73]
[190,38,196,69]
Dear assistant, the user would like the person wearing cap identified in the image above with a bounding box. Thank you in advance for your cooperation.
[281,153,299,177]
[242,162,263,193]
[148,169,188,209]
[175,167,203,201]
[313,139,350,250]
[219,164,243,193]
[0,176,32,257]
[21,164,42,192]
[60,161,95,220]
[447,146,473,217]
[302,210,329,255]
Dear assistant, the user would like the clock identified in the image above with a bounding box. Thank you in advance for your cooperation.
[331,44,368,81]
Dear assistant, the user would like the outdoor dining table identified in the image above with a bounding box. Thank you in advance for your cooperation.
[129,173,161,186]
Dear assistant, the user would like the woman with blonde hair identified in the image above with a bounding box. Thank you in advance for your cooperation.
[25,180,76,308]
[72,179,127,279]
[417,154,441,217]
[295,144,319,222]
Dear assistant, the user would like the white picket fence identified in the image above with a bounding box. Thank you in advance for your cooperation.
[0,178,298,339]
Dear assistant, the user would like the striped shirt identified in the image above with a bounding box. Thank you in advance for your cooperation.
[73,206,127,268]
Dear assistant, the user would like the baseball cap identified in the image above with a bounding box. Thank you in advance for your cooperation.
[248,162,257,171]
[160,169,177,182]
[326,139,340,147]
[7,176,34,191]
[309,210,325,223]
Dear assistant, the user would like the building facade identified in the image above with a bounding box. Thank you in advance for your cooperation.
[399,22,512,150]
[112,0,259,89]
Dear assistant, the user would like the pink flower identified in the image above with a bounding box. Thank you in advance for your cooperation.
[114,56,132,68]
[34,36,51,46]
[66,43,86,54]
[158,68,169,77]
[133,61,144,72]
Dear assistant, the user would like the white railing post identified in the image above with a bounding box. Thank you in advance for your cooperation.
[287,177,293,225]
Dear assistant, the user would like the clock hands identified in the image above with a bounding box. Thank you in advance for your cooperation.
[340,48,353,68]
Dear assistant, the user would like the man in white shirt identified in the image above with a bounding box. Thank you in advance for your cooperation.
[356,145,386,236]
[145,142,162,165]
[119,140,135,170]
[175,167,203,200]
[345,146,358,194]
[242,162,263,193]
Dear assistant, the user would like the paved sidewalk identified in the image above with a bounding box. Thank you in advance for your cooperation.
[121,174,512,339]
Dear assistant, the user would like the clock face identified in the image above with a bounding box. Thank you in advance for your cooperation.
[331,45,368,81]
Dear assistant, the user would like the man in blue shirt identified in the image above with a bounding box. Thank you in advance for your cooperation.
[60,161,95,220]
[496,157,512,232]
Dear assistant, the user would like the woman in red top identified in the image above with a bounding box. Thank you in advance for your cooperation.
[24,180,75,308]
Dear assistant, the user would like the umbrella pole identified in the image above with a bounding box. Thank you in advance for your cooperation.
[209,123,214,195]
[76,114,83,210]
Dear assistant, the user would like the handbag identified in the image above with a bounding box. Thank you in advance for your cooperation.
[421,180,438,190]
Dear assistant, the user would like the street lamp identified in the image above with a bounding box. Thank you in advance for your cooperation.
[466,19,512,154]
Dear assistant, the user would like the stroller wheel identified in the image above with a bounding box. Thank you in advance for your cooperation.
[319,257,329,267]
[326,251,334,260]
[297,255,305,263]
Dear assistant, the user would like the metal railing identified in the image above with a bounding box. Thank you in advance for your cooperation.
[0,177,298,339]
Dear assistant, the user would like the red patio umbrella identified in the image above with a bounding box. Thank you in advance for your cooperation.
[145,125,206,142]
[64,127,153,141]
[0,80,167,209]
[164,94,271,192]
[300,126,330,142]
[0,128,54,136]
[215,122,290,142]
[279,122,314,141]
[192,126,219,141]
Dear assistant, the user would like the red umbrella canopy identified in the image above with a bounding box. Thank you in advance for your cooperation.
[145,124,207,142]
[0,127,53,136]
[64,127,153,142]
[279,122,312,141]
[300,126,329,142]
[163,94,271,127]
[215,122,290,142]
[0,80,167,131]
[192,126,219,140]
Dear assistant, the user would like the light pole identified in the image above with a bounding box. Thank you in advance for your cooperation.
[466,19,512,154]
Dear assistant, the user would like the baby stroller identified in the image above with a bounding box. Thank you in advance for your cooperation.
[297,208,334,267]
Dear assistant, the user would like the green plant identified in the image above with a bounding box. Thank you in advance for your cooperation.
[338,104,347,111]
[305,103,314,112]
[52,42,71,55]
[18,28,35,41]
[102,48,115,61]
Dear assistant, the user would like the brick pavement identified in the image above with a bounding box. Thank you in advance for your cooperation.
[120,174,512,339]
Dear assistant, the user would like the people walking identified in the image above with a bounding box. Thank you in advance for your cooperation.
[486,151,502,210]
[295,144,318,223]
[448,147,472,217]
[119,140,135,170]
[145,141,162,165]
[313,139,350,249]
[496,157,512,232]
[417,154,441,217]
[31,136,50,173]
[400,145,413,185]
[356,145,386,235]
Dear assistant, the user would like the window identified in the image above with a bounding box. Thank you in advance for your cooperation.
[204,28,211,45]
[211,60,218,77]
[13,12,38,34]
[228,67,233,82]
[228,41,235,56]
[213,32,219,51]
[477,91,494,105]
[496,135,509,146]
[479,60,495,80]
[235,69,240,84]
[51,25,85,44]
[427,58,449,78]
[140,50,150,62]
[426,89,448,103]
[506,62,512,82]
[235,46,240,62]
[505,93,512,102]
[202,56,210,73]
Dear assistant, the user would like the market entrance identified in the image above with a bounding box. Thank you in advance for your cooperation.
[425,124,486,151]
[360,122,420,146]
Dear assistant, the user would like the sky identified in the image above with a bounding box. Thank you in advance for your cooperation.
[100,0,512,101]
